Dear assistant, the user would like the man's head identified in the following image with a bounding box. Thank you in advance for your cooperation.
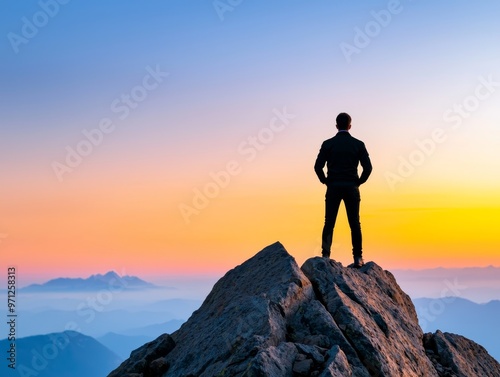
[336,113,352,131]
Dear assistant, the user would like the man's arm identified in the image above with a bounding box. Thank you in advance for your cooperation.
[314,143,328,184]
[358,144,372,185]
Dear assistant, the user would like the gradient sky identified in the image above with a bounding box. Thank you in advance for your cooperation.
[1,0,500,284]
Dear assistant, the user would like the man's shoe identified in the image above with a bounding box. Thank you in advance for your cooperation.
[353,257,364,268]
[322,250,330,259]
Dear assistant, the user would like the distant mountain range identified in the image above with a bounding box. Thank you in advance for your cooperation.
[118,318,184,338]
[21,271,160,292]
[1,297,199,339]
[0,331,121,377]
[392,265,500,303]
[98,333,151,360]
[413,297,500,361]
[14,309,178,338]
[98,319,185,359]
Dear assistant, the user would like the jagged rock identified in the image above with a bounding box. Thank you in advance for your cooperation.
[295,343,324,364]
[108,242,500,377]
[293,358,313,376]
[423,330,500,377]
[321,346,352,377]
[108,334,175,377]
[245,342,298,376]
[148,358,169,377]
[302,257,438,376]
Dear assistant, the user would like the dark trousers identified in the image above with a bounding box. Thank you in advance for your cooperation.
[321,185,362,258]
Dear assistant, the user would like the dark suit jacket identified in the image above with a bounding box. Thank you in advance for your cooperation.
[314,131,372,186]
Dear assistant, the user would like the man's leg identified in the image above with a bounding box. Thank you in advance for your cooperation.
[321,188,342,258]
[344,186,362,259]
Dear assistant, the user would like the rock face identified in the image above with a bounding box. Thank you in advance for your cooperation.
[108,242,500,377]
[423,331,500,377]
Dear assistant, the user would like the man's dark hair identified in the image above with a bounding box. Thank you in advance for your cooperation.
[336,113,352,130]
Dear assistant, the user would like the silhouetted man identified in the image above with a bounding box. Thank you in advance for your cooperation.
[314,113,372,268]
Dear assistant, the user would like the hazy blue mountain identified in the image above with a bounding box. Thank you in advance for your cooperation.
[140,298,201,316]
[98,319,185,359]
[14,309,178,338]
[98,333,151,360]
[119,319,185,337]
[0,331,121,377]
[21,271,160,292]
[413,297,500,361]
[0,296,200,338]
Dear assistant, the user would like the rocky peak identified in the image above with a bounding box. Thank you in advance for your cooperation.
[109,242,500,377]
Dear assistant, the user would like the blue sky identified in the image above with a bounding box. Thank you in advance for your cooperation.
[1,1,500,281]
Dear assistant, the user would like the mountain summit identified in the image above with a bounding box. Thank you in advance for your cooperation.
[22,271,158,292]
[109,242,500,376]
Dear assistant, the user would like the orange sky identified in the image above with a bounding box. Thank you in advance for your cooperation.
[2,1,500,284]
[2,159,499,284]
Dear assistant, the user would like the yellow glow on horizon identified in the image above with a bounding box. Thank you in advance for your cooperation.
[3,166,499,279]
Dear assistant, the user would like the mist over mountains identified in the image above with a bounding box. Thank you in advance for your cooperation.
[413,297,500,361]
[4,264,497,376]
[20,271,161,292]
[0,331,121,377]
[0,270,201,370]
[96,318,185,360]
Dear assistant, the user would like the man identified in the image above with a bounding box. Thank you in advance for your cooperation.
[314,113,372,268]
